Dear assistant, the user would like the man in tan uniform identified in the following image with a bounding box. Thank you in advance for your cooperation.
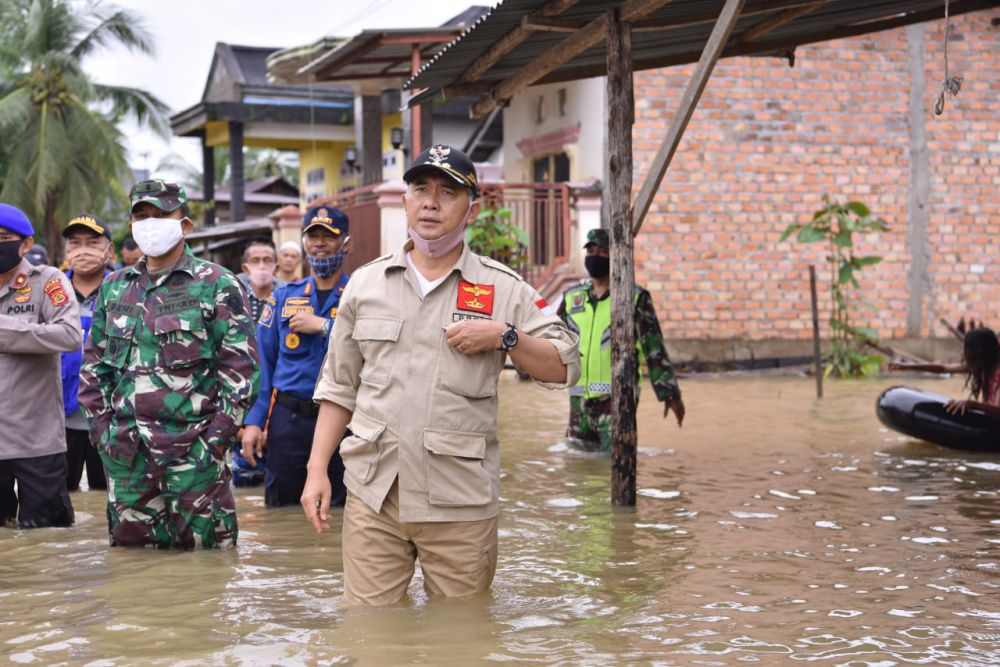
[0,203,81,528]
[302,145,580,604]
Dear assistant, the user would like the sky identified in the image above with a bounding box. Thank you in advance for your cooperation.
[83,0,490,178]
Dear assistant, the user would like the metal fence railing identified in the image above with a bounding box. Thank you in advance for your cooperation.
[479,182,573,286]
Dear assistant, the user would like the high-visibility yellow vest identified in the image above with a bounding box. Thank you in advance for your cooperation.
[563,284,643,398]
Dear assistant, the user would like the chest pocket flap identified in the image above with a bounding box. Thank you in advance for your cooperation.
[352,317,402,386]
[154,314,208,368]
[352,317,402,342]
[103,317,135,369]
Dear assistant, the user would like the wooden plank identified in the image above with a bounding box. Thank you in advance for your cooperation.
[632,0,746,236]
[606,9,638,508]
[379,34,456,46]
[522,15,588,32]
[736,1,827,43]
[460,0,581,83]
[472,0,673,118]
[809,265,823,399]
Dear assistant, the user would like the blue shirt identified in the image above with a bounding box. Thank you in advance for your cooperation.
[60,269,108,417]
[245,273,349,427]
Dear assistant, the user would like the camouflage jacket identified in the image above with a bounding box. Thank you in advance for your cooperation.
[79,246,260,462]
[558,281,680,402]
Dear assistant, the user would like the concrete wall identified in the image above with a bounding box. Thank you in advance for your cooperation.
[502,77,606,182]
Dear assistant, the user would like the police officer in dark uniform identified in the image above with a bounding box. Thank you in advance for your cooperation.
[241,206,350,507]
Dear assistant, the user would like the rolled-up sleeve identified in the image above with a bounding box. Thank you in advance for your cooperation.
[313,279,363,412]
[512,283,580,390]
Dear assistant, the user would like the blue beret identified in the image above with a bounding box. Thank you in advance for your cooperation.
[0,203,34,237]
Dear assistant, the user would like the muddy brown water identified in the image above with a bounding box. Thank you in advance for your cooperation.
[1,374,998,665]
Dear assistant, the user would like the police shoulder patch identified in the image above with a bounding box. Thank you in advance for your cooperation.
[43,277,69,307]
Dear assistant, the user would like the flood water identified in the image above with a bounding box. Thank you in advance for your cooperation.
[2,374,998,665]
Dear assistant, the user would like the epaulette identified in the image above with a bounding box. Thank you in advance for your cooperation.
[359,253,394,270]
[478,255,523,281]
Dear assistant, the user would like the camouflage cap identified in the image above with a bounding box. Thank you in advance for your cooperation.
[403,145,479,198]
[584,228,609,249]
[63,213,111,239]
[129,179,187,213]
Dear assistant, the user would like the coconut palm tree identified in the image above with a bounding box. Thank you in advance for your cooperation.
[0,0,169,259]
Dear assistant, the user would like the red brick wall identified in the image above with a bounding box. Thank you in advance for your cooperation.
[632,11,1000,341]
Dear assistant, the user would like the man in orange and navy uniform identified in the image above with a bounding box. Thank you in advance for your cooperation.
[241,206,350,508]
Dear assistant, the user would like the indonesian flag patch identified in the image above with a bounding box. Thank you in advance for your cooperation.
[535,297,556,317]
[457,280,494,315]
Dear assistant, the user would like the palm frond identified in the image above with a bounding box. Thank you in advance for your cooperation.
[92,83,170,136]
[71,8,154,60]
[0,87,33,132]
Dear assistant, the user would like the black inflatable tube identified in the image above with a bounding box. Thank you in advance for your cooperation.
[876,385,1000,452]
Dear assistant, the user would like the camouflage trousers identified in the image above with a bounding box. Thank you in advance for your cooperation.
[100,437,237,549]
[567,395,613,453]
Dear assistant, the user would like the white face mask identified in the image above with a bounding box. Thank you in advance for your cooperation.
[131,217,186,258]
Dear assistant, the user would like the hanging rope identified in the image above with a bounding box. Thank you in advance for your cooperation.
[934,0,963,115]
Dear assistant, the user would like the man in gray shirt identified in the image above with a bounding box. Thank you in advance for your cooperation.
[0,204,81,528]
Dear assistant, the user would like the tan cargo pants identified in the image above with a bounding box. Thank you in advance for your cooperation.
[342,480,498,605]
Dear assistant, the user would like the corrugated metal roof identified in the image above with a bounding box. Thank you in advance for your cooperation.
[406,0,1000,109]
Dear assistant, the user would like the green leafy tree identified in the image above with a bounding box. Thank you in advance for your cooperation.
[156,147,301,213]
[781,196,889,377]
[466,206,528,269]
[0,0,169,260]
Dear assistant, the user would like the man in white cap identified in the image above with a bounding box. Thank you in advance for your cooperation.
[276,241,302,283]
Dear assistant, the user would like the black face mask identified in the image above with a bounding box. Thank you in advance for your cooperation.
[584,254,610,279]
[0,240,22,273]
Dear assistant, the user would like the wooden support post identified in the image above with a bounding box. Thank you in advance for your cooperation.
[809,265,823,399]
[410,46,423,158]
[201,139,215,227]
[228,121,245,223]
[631,0,745,236]
[607,9,637,507]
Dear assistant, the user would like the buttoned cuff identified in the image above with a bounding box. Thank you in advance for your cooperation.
[521,338,581,390]
[313,381,357,414]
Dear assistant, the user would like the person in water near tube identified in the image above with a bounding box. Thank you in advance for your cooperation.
[888,327,1000,416]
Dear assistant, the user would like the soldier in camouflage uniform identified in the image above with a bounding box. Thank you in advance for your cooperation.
[79,180,259,549]
[557,229,685,453]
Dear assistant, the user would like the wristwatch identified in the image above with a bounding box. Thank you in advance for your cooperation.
[499,322,518,352]
[323,319,333,338]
